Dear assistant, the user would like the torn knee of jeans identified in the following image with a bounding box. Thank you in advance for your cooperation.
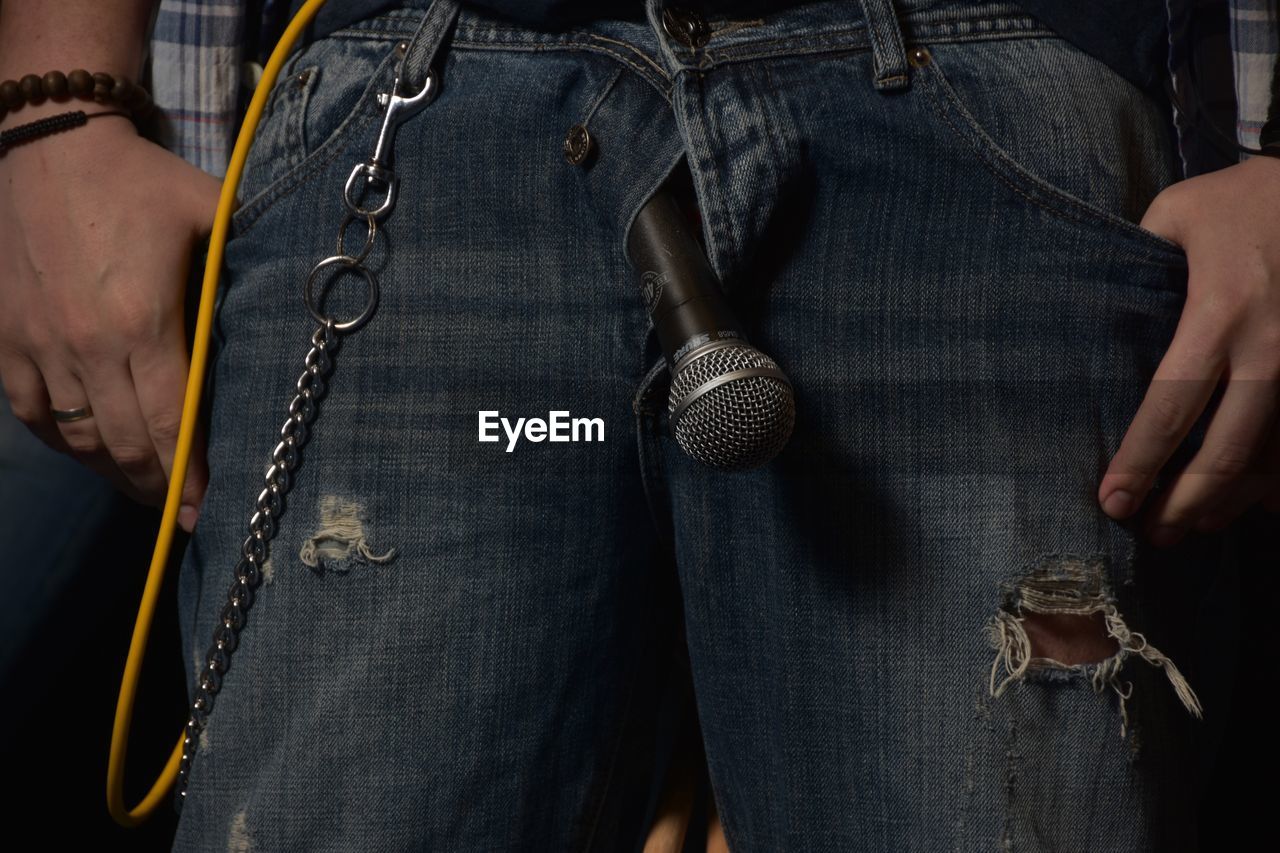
[984,554,1203,737]
[299,495,397,574]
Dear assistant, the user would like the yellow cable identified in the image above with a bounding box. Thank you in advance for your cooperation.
[108,0,329,827]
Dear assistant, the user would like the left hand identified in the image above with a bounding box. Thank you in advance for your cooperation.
[1098,153,1280,547]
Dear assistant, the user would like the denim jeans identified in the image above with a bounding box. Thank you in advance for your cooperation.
[173,0,1237,849]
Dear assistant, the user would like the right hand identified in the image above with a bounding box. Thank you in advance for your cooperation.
[0,112,222,532]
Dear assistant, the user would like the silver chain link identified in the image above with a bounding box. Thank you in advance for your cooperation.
[174,64,436,812]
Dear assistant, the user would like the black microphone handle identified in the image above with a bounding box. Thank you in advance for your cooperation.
[626,185,745,367]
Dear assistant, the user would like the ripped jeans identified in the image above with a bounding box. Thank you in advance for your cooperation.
[172,0,1237,849]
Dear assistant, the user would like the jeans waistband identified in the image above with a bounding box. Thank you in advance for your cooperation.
[341,0,1050,93]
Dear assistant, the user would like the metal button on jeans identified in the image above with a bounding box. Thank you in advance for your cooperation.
[661,6,710,49]
[563,123,593,165]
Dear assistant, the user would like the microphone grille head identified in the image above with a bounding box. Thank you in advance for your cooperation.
[667,342,796,471]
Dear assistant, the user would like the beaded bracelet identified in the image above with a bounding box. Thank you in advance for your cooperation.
[0,70,153,122]
[0,109,133,157]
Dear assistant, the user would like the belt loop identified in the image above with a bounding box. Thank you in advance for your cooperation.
[398,0,462,95]
[855,0,911,92]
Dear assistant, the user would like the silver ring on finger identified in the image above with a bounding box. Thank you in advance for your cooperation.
[51,404,94,423]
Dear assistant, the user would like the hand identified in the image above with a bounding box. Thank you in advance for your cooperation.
[0,113,222,532]
[1098,154,1280,546]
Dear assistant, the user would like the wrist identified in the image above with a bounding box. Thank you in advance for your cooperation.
[0,97,138,133]
[0,108,139,178]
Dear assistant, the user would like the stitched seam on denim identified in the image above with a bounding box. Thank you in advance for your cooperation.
[244,50,306,180]
[916,48,1180,252]
[662,13,1047,64]
[915,60,1189,277]
[285,66,319,162]
[903,12,1048,38]
[231,48,400,239]
[447,39,672,99]
[928,94,1187,270]
[331,18,671,88]
[633,348,675,549]
[582,66,626,128]
[231,100,372,238]
[676,70,741,290]
[245,69,301,194]
[336,7,1040,49]
[752,60,794,257]
[680,25,1058,69]
[587,33,670,82]
[718,28,1060,66]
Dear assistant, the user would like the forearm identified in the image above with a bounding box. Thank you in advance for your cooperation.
[0,0,156,130]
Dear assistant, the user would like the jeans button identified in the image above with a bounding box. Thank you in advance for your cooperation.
[661,6,710,49]
[563,123,594,165]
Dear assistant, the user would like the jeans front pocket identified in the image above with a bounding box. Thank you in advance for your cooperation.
[230,32,407,240]
[236,58,322,209]
[907,33,1190,279]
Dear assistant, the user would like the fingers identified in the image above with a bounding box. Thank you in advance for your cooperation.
[1141,376,1280,544]
[132,328,209,532]
[3,350,148,502]
[1192,421,1280,530]
[5,329,210,532]
[0,351,72,453]
[48,355,171,506]
[39,361,124,487]
[1098,318,1225,520]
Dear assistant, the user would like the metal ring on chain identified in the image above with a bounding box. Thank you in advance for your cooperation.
[303,255,380,333]
[335,211,378,264]
[174,319,339,810]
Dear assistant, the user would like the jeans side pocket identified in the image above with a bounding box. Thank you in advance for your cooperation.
[907,35,1189,276]
[236,57,321,211]
[229,37,405,240]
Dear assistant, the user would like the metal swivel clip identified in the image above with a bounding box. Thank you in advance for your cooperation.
[343,66,438,219]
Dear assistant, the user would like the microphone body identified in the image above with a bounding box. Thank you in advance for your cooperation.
[626,181,796,470]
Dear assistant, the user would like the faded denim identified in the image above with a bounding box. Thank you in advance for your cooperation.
[172,0,1237,850]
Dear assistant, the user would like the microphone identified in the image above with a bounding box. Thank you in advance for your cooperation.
[626,175,795,470]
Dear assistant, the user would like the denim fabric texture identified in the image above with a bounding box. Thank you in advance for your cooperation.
[172,0,1236,849]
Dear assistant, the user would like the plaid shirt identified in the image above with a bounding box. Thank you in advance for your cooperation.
[146,0,1278,179]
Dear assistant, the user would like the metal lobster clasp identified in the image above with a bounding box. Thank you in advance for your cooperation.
[344,68,437,219]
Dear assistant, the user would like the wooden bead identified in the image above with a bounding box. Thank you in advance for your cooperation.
[123,83,150,110]
[67,69,93,97]
[19,74,45,104]
[41,70,68,98]
[91,72,114,102]
[110,77,133,104]
[0,80,22,109]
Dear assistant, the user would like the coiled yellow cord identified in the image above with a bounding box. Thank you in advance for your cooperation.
[108,0,329,827]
